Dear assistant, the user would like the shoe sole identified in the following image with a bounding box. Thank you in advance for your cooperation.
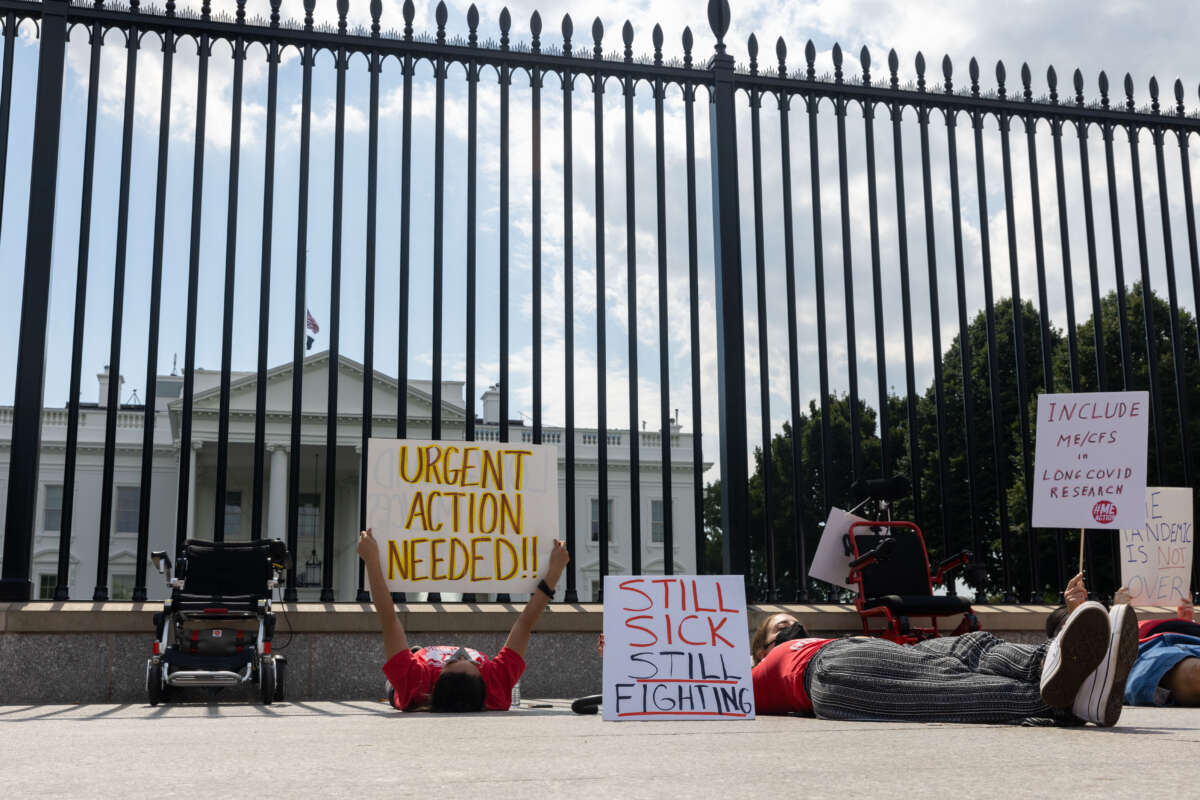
[1086,606,1139,727]
[1041,605,1109,708]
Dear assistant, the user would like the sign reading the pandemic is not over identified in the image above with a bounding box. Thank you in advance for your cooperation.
[365,438,559,594]
[1031,391,1149,530]
[1120,487,1194,605]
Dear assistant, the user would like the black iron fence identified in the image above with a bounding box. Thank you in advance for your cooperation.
[2,0,1199,604]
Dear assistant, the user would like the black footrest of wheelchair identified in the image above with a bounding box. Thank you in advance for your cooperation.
[571,695,602,715]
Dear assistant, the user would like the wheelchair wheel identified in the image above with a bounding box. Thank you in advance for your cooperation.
[274,658,287,702]
[147,662,163,707]
[260,658,276,705]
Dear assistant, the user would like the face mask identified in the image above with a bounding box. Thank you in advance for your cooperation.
[446,647,472,664]
[770,621,810,648]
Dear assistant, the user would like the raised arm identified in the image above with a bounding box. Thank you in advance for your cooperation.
[502,540,570,659]
[1063,572,1087,612]
[358,528,409,660]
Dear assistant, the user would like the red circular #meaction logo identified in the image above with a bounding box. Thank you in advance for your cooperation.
[1092,500,1118,525]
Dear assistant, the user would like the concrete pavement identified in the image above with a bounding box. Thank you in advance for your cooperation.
[1,700,1196,798]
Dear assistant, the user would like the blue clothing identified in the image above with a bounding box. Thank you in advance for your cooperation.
[1125,632,1200,706]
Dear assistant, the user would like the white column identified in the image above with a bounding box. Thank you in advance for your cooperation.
[268,444,288,542]
[187,442,200,539]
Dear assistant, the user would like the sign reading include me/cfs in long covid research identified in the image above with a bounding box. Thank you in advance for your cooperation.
[602,575,755,721]
[365,438,559,594]
[1031,391,1149,530]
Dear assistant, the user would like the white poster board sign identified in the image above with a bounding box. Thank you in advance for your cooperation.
[1120,487,1194,605]
[1031,391,1149,530]
[808,507,868,591]
[364,438,558,594]
[602,575,755,721]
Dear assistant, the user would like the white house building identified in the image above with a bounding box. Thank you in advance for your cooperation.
[0,352,703,602]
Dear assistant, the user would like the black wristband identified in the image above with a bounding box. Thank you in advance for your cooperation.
[537,580,555,600]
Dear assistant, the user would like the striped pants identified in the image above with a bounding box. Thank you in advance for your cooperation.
[807,632,1053,724]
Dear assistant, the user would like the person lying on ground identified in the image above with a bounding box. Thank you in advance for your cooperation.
[1047,577,1200,707]
[752,597,1136,726]
[751,612,807,665]
[357,527,570,712]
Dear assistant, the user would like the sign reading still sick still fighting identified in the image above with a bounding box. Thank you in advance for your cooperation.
[365,438,559,593]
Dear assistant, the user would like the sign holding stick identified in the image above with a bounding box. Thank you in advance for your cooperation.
[1031,391,1150,531]
[365,438,559,594]
[1120,487,1194,605]
[602,575,755,721]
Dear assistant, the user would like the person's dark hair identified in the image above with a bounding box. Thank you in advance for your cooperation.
[1046,606,1070,639]
[431,670,486,712]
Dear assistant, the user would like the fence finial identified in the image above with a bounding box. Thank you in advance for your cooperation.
[562,14,573,56]
[969,57,980,97]
[708,0,731,55]
[1047,65,1058,104]
[996,60,1006,99]
[1150,76,1160,114]
[652,24,663,66]
[500,7,511,50]
[888,48,899,89]
[942,54,953,94]
[1099,70,1109,108]
[303,0,315,31]
[435,1,447,44]
[832,43,843,83]
[1175,78,1185,116]
[236,0,246,24]
[1124,72,1134,110]
[593,17,604,60]
[860,45,870,85]
[468,4,479,46]
[338,0,349,35]
[202,0,211,20]
[1073,68,1084,106]
[748,34,759,75]
[1020,62,1032,101]
[622,20,634,63]
[370,0,381,37]
[402,0,414,40]
[683,26,694,68]
[804,40,815,80]
[915,51,926,92]
[269,0,280,27]
[167,0,176,16]
[531,11,542,52]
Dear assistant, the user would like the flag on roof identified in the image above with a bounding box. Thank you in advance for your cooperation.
[306,309,320,334]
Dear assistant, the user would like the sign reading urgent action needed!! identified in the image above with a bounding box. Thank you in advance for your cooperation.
[1031,391,1149,530]
[1120,487,1194,605]
[365,438,559,594]
[602,575,755,721]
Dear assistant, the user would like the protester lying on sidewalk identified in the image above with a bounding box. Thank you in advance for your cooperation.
[753,598,1136,726]
[357,527,570,712]
[751,613,806,665]
[1047,577,1200,707]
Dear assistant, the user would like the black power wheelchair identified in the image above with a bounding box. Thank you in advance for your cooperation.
[146,539,291,705]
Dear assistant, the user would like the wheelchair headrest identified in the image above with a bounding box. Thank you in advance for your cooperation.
[179,539,291,597]
[852,475,912,503]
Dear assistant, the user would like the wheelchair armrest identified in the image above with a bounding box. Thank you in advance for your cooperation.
[931,549,972,587]
[845,538,896,584]
[150,551,172,580]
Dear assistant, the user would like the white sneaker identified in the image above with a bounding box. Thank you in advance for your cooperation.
[1072,604,1139,726]
[1040,600,1109,708]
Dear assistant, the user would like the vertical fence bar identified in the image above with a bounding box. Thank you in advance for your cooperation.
[1101,120,1135,390]
[685,77,705,579]
[253,31,280,543]
[55,19,105,600]
[944,105,980,576]
[135,27,176,600]
[779,85,807,599]
[531,32,543,448]
[623,70,641,577]
[1178,128,1200,593]
[806,90,833,520]
[749,81,773,598]
[0,11,16,238]
[431,47,445,441]
[562,38,577,600]
[499,59,510,444]
[214,26,245,543]
[834,90,862,480]
[916,100,951,558]
[1051,119,1082,396]
[466,51,477,441]
[594,58,609,595]
[653,67,673,576]
[862,93,889,478]
[709,19,750,580]
[397,47,412,441]
[285,28,315,601]
[971,108,1014,600]
[94,25,140,600]
[998,105,1037,599]
[1,0,68,601]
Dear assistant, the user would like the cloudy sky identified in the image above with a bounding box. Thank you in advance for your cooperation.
[2,0,1200,481]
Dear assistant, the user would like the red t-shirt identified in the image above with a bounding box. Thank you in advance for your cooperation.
[382,645,525,711]
[751,638,835,714]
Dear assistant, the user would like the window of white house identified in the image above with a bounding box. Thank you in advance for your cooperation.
[224,491,243,539]
[651,499,667,544]
[38,573,58,600]
[590,498,613,542]
[43,485,63,532]
[297,494,322,587]
[111,573,135,600]
[116,487,140,534]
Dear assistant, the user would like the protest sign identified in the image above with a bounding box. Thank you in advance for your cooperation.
[1031,391,1149,530]
[1120,487,1194,605]
[364,438,558,594]
[602,575,755,721]
[808,507,869,591]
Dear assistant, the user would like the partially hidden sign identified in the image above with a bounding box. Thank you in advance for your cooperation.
[1120,487,1194,605]
[365,438,559,594]
[1031,391,1149,530]
[602,575,755,721]
[808,507,868,591]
